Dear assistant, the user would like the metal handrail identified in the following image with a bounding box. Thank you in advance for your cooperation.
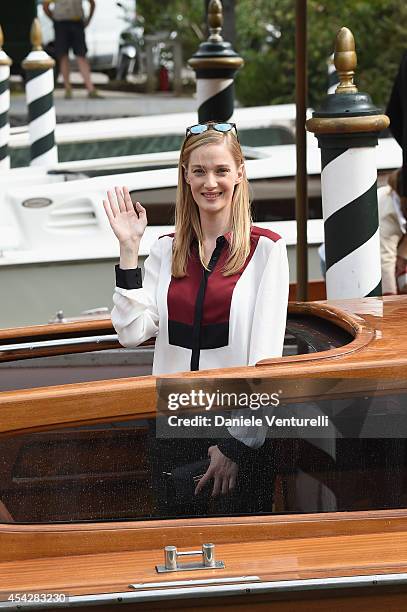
[0,334,120,358]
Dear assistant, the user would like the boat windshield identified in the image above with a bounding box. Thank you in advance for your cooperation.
[0,378,406,525]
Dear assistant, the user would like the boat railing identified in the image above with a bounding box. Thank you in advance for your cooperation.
[0,334,120,360]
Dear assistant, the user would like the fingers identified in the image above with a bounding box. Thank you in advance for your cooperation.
[115,186,126,213]
[122,186,147,221]
[107,189,120,217]
[218,471,237,496]
[229,472,237,492]
[195,446,238,497]
[211,475,222,498]
[195,469,228,498]
[221,476,229,496]
[103,199,114,225]
[195,472,235,497]
[135,200,147,219]
[105,186,145,219]
[194,465,213,495]
[123,186,135,213]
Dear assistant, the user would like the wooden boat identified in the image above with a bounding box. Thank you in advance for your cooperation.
[1,295,407,609]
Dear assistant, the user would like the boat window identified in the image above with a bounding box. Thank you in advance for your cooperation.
[0,380,406,524]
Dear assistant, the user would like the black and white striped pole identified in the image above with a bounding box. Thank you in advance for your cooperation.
[188,0,243,122]
[22,18,58,166]
[0,25,12,170]
[307,28,388,299]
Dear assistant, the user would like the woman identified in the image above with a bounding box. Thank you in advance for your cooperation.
[103,122,289,503]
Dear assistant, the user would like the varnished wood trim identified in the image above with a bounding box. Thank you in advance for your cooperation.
[0,300,370,369]
[0,299,389,436]
[306,114,390,134]
[2,509,407,563]
[0,377,157,435]
[0,339,121,362]
[289,300,362,334]
[188,57,244,70]
[2,298,405,439]
[257,301,374,366]
[1,372,405,437]
[0,318,113,341]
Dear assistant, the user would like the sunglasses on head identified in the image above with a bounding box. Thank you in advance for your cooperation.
[185,122,239,142]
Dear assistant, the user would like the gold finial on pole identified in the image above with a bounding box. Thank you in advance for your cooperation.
[22,18,55,69]
[0,24,12,66]
[208,0,224,43]
[30,18,43,51]
[334,27,358,94]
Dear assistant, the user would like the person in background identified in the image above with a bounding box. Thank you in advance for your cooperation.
[385,52,407,293]
[378,169,407,295]
[386,52,407,200]
[43,0,101,99]
[318,171,407,295]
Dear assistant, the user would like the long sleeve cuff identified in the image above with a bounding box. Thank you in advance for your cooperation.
[115,265,142,289]
[217,436,262,465]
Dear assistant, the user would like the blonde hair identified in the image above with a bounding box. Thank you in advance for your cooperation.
[172,128,252,277]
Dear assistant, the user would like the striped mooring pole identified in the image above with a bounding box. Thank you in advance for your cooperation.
[22,18,58,166]
[188,0,243,122]
[0,25,12,170]
[307,28,389,299]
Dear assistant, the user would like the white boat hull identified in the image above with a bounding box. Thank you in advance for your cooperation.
[0,224,323,327]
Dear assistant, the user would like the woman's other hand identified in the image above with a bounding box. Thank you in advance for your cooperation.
[103,186,147,246]
[195,445,238,497]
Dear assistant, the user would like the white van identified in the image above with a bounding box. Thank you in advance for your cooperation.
[37,0,136,79]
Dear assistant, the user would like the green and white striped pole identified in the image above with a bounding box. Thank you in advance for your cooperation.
[0,25,12,170]
[22,18,58,166]
[188,0,243,123]
[307,28,388,299]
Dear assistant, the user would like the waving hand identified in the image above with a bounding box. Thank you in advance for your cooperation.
[103,186,147,246]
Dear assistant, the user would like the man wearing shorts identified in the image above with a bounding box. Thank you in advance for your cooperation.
[43,0,100,98]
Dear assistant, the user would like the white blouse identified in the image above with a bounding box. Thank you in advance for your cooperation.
[111,226,289,375]
[111,226,289,458]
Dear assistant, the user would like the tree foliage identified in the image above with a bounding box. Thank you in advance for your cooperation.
[137,0,205,62]
[235,0,407,109]
[138,0,407,109]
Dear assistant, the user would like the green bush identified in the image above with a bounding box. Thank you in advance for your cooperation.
[235,50,295,107]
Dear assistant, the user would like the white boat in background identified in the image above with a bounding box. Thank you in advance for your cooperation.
[8,105,297,167]
[0,145,271,191]
[0,140,321,327]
